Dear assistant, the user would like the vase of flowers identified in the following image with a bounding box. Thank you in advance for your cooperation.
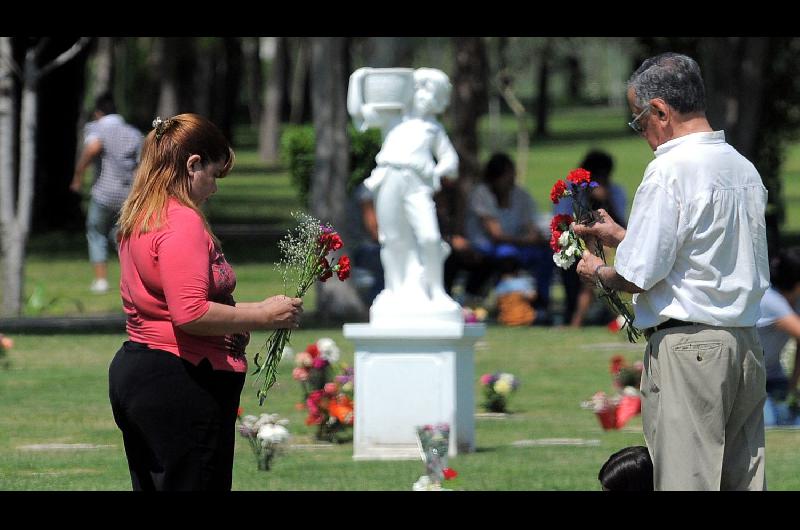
[479,372,519,413]
[414,423,458,490]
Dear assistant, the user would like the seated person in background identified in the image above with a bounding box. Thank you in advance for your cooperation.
[598,446,654,491]
[435,178,489,301]
[464,152,553,320]
[494,249,536,326]
[757,247,800,427]
[555,149,627,327]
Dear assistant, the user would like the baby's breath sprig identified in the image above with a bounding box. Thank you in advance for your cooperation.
[252,213,351,405]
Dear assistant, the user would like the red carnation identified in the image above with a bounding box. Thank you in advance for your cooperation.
[443,467,458,480]
[550,214,573,234]
[549,232,561,253]
[336,255,351,281]
[236,407,244,418]
[320,232,343,252]
[550,180,568,204]
[567,168,592,186]
[609,355,626,375]
[307,344,320,358]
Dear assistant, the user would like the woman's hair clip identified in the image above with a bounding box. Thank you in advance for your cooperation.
[152,116,173,141]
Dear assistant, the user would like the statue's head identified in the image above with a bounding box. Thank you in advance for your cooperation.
[413,68,451,116]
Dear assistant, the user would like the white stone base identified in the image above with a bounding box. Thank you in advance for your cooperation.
[343,321,486,460]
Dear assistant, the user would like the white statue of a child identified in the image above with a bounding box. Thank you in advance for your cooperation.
[349,67,461,323]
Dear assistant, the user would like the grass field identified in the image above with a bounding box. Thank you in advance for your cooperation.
[3,325,800,491]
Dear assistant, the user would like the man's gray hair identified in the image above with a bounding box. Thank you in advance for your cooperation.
[627,53,706,114]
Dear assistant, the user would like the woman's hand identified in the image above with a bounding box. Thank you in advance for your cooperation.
[261,295,303,329]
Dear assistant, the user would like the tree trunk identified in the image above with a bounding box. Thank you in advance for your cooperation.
[243,36,263,127]
[450,37,489,236]
[93,37,114,97]
[156,38,180,118]
[220,37,243,144]
[0,37,20,316]
[0,37,90,316]
[309,37,365,322]
[289,38,310,124]
[259,36,287,163]
[364,37,414,67]
[535,39,552,139]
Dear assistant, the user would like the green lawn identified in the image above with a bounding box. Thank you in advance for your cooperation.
[2,325,799,490]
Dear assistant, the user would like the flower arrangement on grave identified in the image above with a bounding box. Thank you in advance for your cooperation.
[479,372,519,413]
[292,338,354,443]
[549,169,641,342]
[252,213,351,405]
[413,423,458,491]
[236,408,291,471]
[0,333,13,369]
[580,355,643,430]
[462,306,488,324]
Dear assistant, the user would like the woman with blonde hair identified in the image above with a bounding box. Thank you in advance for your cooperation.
[108,113,302,491]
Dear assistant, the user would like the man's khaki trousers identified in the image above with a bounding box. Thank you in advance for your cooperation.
[640,324,766,490]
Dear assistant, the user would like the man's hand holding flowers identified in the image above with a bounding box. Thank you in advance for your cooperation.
[572,208,626,248]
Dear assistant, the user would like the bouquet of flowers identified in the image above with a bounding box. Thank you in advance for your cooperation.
[236,408,291,471]
[413,423,458,490]
[252,213,351,405]
[479,372,519,413]
[549,168,641,342]
[0,333,13,369]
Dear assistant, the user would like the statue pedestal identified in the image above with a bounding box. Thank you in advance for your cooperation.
[342,321,486,460]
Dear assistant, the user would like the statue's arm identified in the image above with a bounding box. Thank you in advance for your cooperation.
[432,126,459,181]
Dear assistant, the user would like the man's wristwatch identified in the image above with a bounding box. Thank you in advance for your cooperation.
[594,264,606,286]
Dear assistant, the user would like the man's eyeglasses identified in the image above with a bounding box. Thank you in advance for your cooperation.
[628,106,651,134]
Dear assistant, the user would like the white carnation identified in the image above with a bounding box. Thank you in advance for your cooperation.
[553,252,575,270]
[257,423,290,445]
[316,337,340,362]
[558,230,571,247]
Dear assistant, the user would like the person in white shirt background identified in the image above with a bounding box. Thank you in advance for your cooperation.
[574,52,769,490]
[757,247,800,427]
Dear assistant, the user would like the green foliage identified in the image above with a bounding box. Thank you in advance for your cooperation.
[24,283,85,317]
[348,126,382,190]
[280,124,317,208]
[280,124,382,207]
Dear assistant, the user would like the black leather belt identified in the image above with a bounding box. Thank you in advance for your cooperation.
[643,318,700,340]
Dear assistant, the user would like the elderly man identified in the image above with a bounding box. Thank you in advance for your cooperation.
[574,53,769,490]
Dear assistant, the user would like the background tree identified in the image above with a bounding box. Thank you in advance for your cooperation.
[0,37,91,317]
[449,37,489,236]
[309,37,365,321]
[259,36,288,163]
[638,37,800,254]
